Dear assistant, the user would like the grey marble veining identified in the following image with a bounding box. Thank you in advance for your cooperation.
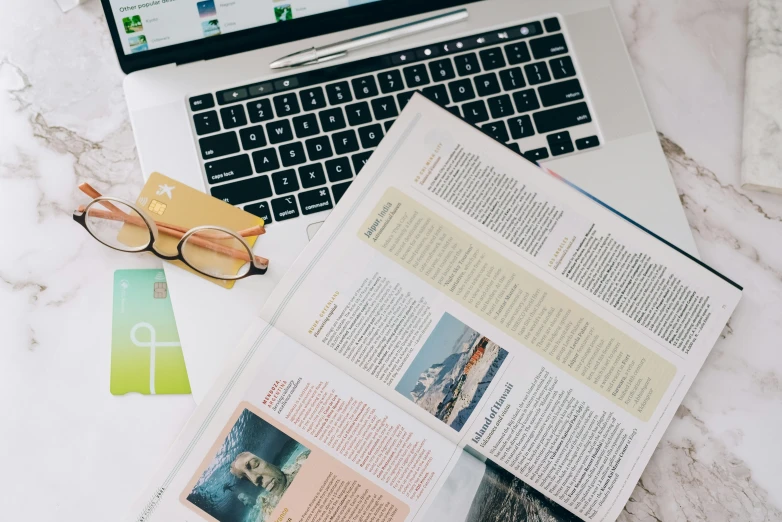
[1,0,781,520]
[742,0,782,193]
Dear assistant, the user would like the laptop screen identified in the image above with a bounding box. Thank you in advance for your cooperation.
[109,0,383,55]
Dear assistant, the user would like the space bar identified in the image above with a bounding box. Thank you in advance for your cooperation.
[533,102,592,134]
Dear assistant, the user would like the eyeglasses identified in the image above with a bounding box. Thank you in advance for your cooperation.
[73,183,268,281]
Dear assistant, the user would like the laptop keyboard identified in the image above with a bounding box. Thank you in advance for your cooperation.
[188,16,600,225]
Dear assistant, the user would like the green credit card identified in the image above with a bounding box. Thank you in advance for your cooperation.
[111,269,191,395]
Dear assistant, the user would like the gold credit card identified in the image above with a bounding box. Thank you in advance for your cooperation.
[119,172,265,289]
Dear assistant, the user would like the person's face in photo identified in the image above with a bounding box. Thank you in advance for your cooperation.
[230,452,287,495]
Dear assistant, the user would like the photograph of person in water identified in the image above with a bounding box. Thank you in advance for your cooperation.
[184,407,310,522]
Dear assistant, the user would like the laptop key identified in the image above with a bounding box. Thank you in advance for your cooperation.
[199,132,240,160]
[500,67,525,91]
[247,99,274,123]
[251,148,280,173]
[271,195,300,221]
[403,65,431,88]
[204,154,253,184]
[220,105,247,129]
[274,77,299,91]
[271,169,300,194]
[244,201,272,224]
[529,33,568,60]
[474,73,501,97]
[193,110,221,135]
[299,187,333,215]
[266,120,294,144]
[538,79,584,107]
[189,94,215,112]
[429,59,456,82]
[371,96,399,120]
[547,131,574,156]
[508,115,535,139]
[397,91,416,110]
[524,62,552,85]
[513,89,540,113]
[326,81,353,105]
[479,48,506,71]
[358,124,383,149]
[533,102,592,133]
[305,135,333,161]
[331,181,352,203]
[279,142,307,167]
[239,125,267,150]
[481,121,510,143]
[352,76,379,99]
[248,83,273,97]
[345,102,372,126]
[454,53,481,76]
[378,70,404,94]
[506,142,521,154]
[352,151,373,174]
[326,157,353,182]
[523,147,549,162]
[576,135,600,150]
[448,79,476,103]
[299,163,327,188]
[463,100,489,124]
[219,88,247,105]
[273,94,300,117]
[300,87,327,111]
[292,114,320,138]
[384,120,396,131]
[319,107,347,132]
[521,147,548,163]
[504,42,531,65]
[447,106,461,117]
[550,56,577,79]
[332,129,360,155]
[488,95,514,119]
[518,21,543,39]
[391,50,416,65]
[544,17,561,33]
[422,84,450,106]
[211,175,272,205]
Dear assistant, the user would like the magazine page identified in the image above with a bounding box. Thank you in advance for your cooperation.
[124,320,470,522]
[259,94,742,521]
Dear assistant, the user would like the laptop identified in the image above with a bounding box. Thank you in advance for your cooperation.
[102,0,696,401]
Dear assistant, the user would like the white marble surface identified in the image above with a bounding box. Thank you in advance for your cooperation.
[1,0,781,520]
[741,0,782,193]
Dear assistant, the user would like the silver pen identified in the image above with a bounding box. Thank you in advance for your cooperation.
[269,9,469,69]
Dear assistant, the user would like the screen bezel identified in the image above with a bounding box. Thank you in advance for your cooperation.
[101,0,476,74]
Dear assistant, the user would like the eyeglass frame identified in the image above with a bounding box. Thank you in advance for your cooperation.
[73,196,268,280]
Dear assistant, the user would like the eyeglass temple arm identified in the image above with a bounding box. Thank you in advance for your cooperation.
[78,183,265,238]
[79,207,269,267]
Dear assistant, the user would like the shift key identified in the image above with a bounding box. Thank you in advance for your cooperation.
[210,175,272,205]
[533,102,591,134]
[199,131,240,160]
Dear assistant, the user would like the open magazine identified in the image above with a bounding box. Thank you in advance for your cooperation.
[126,95,742,522]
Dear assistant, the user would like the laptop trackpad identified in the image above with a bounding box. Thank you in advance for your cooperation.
[307,222,324,240]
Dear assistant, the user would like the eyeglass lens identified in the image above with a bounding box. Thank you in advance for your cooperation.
[85,200,151,251]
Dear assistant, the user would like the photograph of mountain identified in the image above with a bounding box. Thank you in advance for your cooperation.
[396,313,508,431]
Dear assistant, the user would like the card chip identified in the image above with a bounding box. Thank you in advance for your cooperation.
[153,282,168,299]
[148,200,167,215]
